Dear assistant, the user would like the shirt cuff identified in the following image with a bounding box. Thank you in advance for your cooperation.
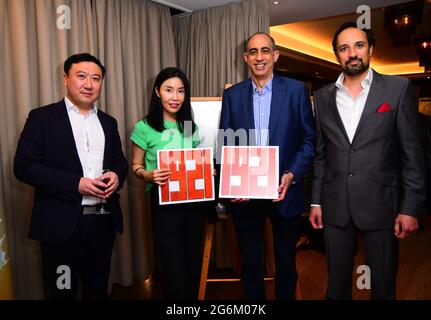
[310,204,321,207]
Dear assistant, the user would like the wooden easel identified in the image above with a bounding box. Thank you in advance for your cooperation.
[198,213,303,300]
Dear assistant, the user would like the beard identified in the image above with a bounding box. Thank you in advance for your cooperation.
[342,57,369,76]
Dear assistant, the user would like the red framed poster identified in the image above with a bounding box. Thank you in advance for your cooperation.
[219,146,279,199]
[157,148,215,205]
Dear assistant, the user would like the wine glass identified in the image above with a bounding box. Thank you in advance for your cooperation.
[97,169,110,214]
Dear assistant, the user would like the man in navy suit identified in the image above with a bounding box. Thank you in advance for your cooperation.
[14,53,128,299]
[218,32,315,299]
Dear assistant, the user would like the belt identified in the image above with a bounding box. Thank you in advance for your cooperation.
[81,204,103,215]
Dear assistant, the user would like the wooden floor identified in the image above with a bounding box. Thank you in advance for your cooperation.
[109,213,431,300]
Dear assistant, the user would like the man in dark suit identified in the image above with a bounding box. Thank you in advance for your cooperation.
[309,22,426,300]
[218,32,315,299]
[14,53,128,299]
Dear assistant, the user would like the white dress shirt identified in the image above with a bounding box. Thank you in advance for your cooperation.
[64,97,105,205]
[335,68,373,143]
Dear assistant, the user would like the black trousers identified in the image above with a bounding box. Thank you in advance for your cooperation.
[150,188,206,299]
[324,220,399,300]
[40,213,115,300]
[231,200,301,300]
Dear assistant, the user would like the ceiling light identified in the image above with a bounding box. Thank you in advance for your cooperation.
[384,1,423,47]
[274,1,279,4]
[414,35,431,72]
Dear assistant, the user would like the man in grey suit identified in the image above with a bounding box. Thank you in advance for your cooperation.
[309,22,426,300]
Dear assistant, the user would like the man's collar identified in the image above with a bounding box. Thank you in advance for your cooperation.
[64,96,98,114]
[251,75,274,95]
[336,68,373,89]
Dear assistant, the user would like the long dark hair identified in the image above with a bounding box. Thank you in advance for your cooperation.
[145,67,197,136]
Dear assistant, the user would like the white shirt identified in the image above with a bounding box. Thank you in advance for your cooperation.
[64,97,105,205]
[335,68,373,143]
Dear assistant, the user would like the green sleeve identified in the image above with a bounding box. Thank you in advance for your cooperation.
[130,120,148,151]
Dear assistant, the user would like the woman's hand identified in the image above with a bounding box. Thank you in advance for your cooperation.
[143,168,171,185]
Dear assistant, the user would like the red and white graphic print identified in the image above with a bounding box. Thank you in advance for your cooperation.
[157,148,214,205]
[219,146,279,199]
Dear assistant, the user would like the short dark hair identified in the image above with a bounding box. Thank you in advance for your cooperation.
[145,67,197,136]
[245,32,276,52]
[332,21,376,53]
[64,53,106,77]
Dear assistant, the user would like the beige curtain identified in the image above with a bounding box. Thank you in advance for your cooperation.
[0,0,96,299]
[0,0,175,299]
[172,0,269,97]
[91,0,176,286]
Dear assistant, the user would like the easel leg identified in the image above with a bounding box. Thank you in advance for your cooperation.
[198,221,214,300]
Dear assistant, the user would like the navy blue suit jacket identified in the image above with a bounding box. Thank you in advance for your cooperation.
[219,74,316,218]
[14,100,129,244]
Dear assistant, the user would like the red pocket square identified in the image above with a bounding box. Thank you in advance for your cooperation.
[377,102,392,113]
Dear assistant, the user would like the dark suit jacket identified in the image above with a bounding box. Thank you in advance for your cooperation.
[14,99,129,244]
[219,74,316,218]
[312,70,426,230]
[419,113,431,212]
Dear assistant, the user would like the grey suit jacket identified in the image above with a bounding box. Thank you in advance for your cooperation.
[311,70,426,230]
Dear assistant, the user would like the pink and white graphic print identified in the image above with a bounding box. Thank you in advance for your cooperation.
[219,146,279,199]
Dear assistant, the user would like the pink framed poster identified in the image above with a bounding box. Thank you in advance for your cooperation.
[219,146,279,199]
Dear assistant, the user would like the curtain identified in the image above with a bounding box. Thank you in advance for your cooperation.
[0,0,176,299]
[172,0,270,97]
[91,0,176,286]
[0,0,95,299]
